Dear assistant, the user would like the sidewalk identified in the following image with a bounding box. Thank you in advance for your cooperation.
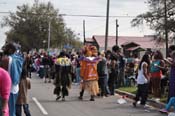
[115,89,166,109]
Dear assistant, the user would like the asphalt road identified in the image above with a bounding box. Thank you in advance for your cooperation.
[28,73,166,116]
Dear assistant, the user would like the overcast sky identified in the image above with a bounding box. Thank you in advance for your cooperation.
[0,0,154,48]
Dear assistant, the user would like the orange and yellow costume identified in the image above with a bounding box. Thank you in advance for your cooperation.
[80,45,99,96]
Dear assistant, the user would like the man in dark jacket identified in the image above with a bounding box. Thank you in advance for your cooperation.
[97,51,108,97]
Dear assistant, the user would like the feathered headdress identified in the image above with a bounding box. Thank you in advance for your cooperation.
[82,45,98,57]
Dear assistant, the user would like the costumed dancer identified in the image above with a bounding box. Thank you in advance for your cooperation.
[79,45,99,101]
[53,51,71,101]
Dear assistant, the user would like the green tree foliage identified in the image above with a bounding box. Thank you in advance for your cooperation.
[1,1,82,51]
[131,0,175,43]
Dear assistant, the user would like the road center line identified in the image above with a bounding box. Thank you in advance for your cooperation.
[32,97,48,115]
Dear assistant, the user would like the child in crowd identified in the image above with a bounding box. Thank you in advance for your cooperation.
[16,67,31,116]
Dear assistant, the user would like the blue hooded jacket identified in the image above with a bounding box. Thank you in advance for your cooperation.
[10,53,24,85]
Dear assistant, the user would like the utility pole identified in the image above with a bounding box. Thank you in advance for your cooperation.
[116,19,119,45]
[105,0,110,51]
[164,0,168,57]
[83,20,86,45]
[48,20,51,50]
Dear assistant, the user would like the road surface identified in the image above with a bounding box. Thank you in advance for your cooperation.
[28,73,166,116]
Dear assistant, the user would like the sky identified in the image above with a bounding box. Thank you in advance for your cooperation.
[0,0,154,48]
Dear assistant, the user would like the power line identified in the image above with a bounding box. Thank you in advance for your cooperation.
[0,12,9,14]
[61,14,135,18]
[86,19,116,33]
[0,11,136,18]
[0,2,6,4]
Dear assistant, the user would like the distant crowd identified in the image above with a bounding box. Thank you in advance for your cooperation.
[1,43,175,116]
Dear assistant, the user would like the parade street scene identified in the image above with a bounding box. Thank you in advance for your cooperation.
[0,0,175,116]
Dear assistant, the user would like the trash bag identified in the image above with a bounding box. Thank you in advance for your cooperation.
[117,98,127,104]
[168,112,175,116]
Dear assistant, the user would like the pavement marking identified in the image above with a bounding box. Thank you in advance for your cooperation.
[32,97,48,115]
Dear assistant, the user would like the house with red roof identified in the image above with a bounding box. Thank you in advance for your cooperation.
[85,35,166,57]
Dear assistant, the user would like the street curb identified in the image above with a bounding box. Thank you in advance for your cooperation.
[115,89,166,109]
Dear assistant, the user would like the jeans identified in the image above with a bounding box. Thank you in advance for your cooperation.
[99,75,110,96]
[98,77,106,96]
[117,68,125,87]
[108,72,117,95]
[166,97,175,111]
[105,73,110,94]
[9,93,18,116]
[76,68,81,83]
[16,104,31,116]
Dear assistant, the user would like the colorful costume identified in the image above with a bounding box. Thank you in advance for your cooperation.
[79,45,99,101]
[54,54,71,101]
